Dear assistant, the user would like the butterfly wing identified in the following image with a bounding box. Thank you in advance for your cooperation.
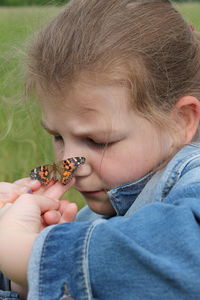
[30,164,53,185]
[57,157,86,185]
[30,157,85,185]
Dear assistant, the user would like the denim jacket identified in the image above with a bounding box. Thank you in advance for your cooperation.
[1,143,200,299]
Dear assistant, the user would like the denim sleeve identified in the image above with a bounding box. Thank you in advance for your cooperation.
[28,219,106,300]
[28,189,200,300]
[28,160,200,300]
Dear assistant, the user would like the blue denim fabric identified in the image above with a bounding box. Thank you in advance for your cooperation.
[22,144,200,298]
[0,290,19,300]
[27,143,200,299]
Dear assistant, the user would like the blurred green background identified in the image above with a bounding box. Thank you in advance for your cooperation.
[0,5,86,206]
[0,2,199,207]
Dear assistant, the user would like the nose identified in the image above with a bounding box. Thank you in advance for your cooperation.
[75,160,92,177]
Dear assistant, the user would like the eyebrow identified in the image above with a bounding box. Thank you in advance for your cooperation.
[41,119,123,140]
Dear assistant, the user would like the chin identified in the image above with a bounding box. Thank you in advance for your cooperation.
[87,201,116,216]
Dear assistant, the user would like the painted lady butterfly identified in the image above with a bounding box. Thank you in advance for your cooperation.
[30,157,86,185]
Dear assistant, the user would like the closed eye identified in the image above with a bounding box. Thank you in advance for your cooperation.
[86,138,114,148]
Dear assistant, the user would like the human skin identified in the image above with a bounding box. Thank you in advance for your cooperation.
[0,177,78,226]
[0,178,77,299]
[0,178,78,286]
[40,83,185,215]
[0,179,41,208]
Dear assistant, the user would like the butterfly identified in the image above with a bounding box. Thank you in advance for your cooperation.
[30,157,86,185]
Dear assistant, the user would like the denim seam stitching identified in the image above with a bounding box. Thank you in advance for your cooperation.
[82,219,106,300]
[38,226,57,299]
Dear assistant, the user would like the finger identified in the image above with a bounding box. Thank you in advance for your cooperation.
[0,182,24,197]
[58,200,70,214]
[14,178,41,192]
[42,210,61,225]
[0,182,31,203]
[32,180,55,195]
[0,192,18,203]
[59,202,78,223]
[0,203,12,216]
[13,193,60,215]
[43,178,75,199]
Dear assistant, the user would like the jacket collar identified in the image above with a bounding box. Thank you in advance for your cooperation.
[108,143,200,216]
[108,172,154,215]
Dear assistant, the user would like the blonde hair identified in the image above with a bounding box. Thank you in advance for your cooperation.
[26,0,200,128]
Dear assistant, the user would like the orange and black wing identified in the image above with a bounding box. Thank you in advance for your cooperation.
[59,157,86,185]
[30,157,85,185]
[30,164,52,185]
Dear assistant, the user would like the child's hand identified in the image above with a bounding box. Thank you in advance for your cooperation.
[0,192,60,285]
[0,178,78,224]
[0,179,77,286]
[37,179,78,225]
[0,179,41,208]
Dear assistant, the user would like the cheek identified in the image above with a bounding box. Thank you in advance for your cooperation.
[95,149,154,188]
[97,158,135,188]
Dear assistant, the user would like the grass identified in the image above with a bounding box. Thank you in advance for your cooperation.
[0,6,86,207]
[175,2,200,28]
[0,6,60,180]
[0,3,200,207]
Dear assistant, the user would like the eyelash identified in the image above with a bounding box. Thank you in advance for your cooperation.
[86,138,113,148]
[53,135,63,142]
[53,135,114,148]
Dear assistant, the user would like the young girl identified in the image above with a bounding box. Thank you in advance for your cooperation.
[1,0,200,299]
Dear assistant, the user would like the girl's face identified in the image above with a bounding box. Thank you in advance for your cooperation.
[41,83,172,215]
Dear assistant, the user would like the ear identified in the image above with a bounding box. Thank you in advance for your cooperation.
[171,96,200,144]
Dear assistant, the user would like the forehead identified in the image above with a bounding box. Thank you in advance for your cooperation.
[40,83,131,122]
